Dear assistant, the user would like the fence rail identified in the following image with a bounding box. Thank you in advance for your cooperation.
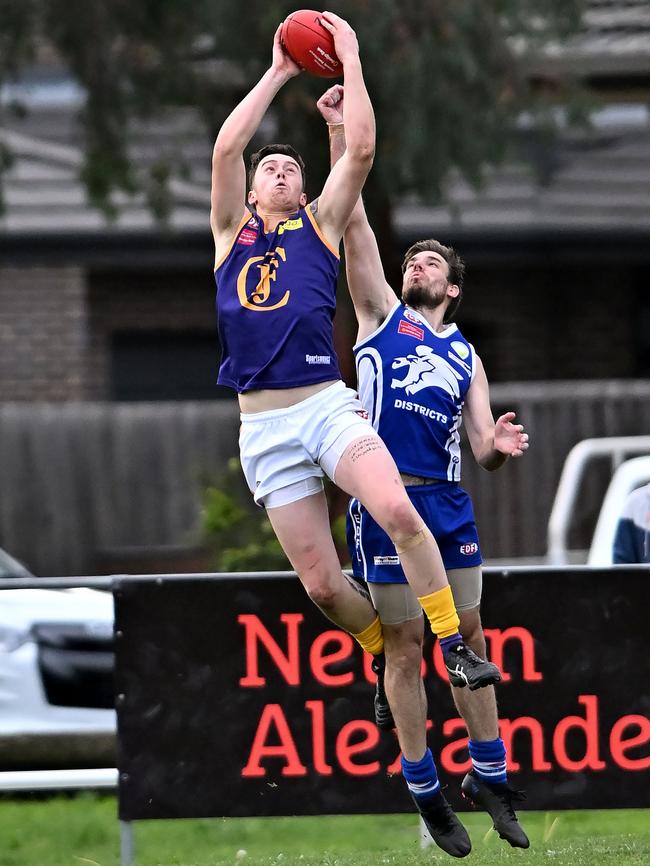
[1,380,649,573]
[0,768,117,792]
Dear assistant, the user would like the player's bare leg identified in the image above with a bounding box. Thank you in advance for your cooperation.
[266,490,383,655]
[454,605,529,849]
[382,617,427,758]
[382,615,471,858]
[334,435,448,598]
[451,607,499,739]
[334,435,500,689]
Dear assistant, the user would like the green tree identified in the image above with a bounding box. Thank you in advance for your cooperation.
[201,458,349,571]
[201,458,289,572]
[0,0,585,225]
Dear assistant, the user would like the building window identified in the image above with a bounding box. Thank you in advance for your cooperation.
[636,291,650,377]
[110,331,233,400]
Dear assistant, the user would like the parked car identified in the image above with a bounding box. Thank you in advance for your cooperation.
[0,548,115,766]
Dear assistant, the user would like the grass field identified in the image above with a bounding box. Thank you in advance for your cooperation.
[1,795,648,866]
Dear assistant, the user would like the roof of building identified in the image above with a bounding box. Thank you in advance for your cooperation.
[533,0,650,75]
[396,104,650,240]
[1,1,649,244]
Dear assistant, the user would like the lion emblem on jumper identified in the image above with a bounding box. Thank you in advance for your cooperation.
[391,345,462,398]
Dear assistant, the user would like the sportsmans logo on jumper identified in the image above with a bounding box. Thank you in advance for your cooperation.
[391,345,463,398]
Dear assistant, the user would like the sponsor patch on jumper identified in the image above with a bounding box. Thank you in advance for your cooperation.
[238,228,257,245]
[278,217,303,234]
[355,409,369,420]
[398,320,425,340]
[247,217,258,228]
[374,555,400,566]
[305,354,331,365]
[403,308,422,324]
[451,340,470,360]
[460,542,479,556]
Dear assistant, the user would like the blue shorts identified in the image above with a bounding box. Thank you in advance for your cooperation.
[346,481,482,583]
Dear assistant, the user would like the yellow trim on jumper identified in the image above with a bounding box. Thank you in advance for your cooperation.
[256,210,302,235]
[214,211,252,272]
[277,216,303,234]
[304,205,340,259]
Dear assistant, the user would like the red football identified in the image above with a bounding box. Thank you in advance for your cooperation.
[280,10,343,78]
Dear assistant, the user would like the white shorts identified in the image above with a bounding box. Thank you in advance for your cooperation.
[239,381,379,507]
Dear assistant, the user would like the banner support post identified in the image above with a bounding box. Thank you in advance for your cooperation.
[120,821,135,866]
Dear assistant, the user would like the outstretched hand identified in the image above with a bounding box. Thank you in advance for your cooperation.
[317,84,344,124]
[494,412,529,458]
[271,23,302,79]
[319,11,360,65]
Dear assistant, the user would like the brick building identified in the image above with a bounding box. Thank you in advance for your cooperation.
[1,0,649,401]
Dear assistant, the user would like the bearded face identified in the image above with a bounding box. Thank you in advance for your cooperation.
[401,252,450,310]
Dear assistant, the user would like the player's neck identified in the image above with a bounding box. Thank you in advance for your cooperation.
[410,304,447,333]
[256,206,300,232]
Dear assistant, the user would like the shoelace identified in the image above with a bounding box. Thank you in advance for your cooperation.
[426,799,457,832]
[499,786,527,818]
[457,646,486,668]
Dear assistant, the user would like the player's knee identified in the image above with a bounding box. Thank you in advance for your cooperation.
[381,497,422,545]
[304,576,340,612]
[293,546,341,611]
[385,629,423,678]
[386,645,422,680]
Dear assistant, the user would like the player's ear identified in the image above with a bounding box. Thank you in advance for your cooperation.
[247,189,257,205]
[299,191,307,207]
[447,283,460,298]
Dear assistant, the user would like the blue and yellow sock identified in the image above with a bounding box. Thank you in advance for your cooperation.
[468,737,507,786]
[401,748,440,807]
[439,632,464,655]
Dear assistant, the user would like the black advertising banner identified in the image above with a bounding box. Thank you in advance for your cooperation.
[114,569,650,821]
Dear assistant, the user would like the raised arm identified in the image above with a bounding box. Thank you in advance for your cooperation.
[463,356,530,471]
[318,85,395,336]
[309,13,375,250]
[210,24,300,259]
